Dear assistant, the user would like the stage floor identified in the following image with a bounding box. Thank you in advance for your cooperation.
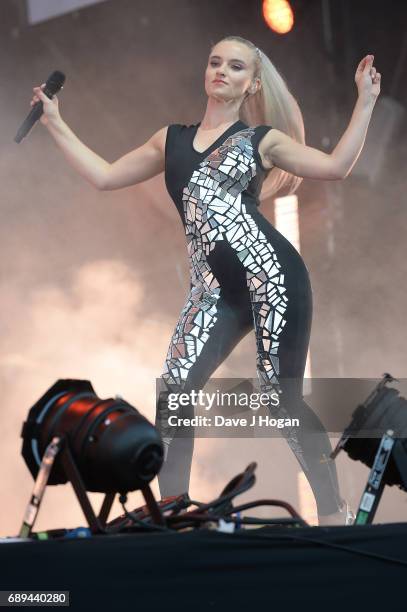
[1,521,406,610]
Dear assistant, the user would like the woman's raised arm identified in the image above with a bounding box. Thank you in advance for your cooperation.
[259,128,345,181]
[259,54,380,181]
[31,83,167,191]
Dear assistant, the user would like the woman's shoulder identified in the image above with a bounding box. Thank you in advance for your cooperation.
[240,123,274,141]
[164,122,196,141]
[249,125,275,172]
[160,123,197,157]
[150,122,192,146]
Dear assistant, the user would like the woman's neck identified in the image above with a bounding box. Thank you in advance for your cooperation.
[199,99,241,130]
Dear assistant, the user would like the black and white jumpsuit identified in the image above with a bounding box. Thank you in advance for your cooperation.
[155,119,343,517]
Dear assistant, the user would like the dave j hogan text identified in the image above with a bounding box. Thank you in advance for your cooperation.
[167,415,300,428]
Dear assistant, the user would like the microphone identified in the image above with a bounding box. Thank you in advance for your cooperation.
[14,71,65,143]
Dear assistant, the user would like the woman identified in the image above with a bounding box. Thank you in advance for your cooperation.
[31,36,380,524]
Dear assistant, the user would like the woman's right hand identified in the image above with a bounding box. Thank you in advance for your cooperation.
[30,83,61,126]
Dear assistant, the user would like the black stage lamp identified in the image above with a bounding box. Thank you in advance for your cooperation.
[20,379,164,535]
[331,373,407,524]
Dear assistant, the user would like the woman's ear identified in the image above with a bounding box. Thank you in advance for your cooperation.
[249,79,261,95]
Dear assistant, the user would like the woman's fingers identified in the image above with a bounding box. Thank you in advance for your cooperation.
[356,54,381,82]
[357,55,370,72]
[363,55,374,73]
[360,56,368,67]
[30,84,47,106]
[33,86,47,102]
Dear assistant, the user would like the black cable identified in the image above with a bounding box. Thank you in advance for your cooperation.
[178,465,256,517]
[167,511,306,529]
[225,500,308,526]
[119,495,172,533]
[186,499,207,510]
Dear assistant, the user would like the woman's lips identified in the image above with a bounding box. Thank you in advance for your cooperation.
[213,80,227,84]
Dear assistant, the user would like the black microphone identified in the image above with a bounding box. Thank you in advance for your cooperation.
[14,71,66,143]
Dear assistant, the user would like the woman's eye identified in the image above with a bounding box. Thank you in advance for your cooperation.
[210,61,242,70]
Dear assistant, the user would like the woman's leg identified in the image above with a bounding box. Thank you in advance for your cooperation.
[156,288,253,498]
[249,255,343,518]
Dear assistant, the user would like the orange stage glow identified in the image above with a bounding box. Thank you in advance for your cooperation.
[262,0,294,34]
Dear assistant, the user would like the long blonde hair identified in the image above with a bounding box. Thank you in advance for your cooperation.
[213,35,305,199]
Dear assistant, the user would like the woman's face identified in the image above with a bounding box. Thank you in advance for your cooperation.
[205,40,259,104]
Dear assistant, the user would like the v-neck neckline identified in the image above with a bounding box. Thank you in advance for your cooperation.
[191,120,245,156]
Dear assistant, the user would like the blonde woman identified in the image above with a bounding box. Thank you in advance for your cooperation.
[31,36,380,525]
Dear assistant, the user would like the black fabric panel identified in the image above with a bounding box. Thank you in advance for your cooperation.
[1,523,407,610]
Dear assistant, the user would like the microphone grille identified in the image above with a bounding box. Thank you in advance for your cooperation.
[45,71,66,95]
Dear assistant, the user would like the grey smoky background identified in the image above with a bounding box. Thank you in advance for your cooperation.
[1,0,407,534]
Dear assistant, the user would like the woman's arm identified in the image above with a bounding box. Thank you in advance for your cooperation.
[259,129,346,181]
[260,54,380,181]
[329,97,376,179]
[46,117,167,190]
[101,126,167,190]
[32,83,167,190]
[45,117,111,189]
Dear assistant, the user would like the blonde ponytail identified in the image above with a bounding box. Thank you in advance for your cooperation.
[216,36,305,199]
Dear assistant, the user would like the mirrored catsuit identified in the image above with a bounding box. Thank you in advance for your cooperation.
[155,119,343,517]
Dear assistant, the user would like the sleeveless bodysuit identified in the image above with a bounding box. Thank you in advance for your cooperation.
[155,119,342,517]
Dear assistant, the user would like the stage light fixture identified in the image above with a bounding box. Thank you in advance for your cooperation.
[19,379,164,535]
[262,0,294,35]
[331,373,407,524]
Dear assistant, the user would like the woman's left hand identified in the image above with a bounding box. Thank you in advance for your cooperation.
[355,54,381,105]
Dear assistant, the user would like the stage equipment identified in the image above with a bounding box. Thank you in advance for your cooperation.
[331,373,407,525]
[108,462,309,533]
[26,0,108,26]
[19,379,164,536]
[262,0,294,35]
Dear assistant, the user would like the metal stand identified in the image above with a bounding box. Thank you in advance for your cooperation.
[19,435,164,538]
[354,430,395,525]
[19,436,62,538]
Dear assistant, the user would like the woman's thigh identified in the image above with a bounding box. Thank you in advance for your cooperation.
[156,288,254,441]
